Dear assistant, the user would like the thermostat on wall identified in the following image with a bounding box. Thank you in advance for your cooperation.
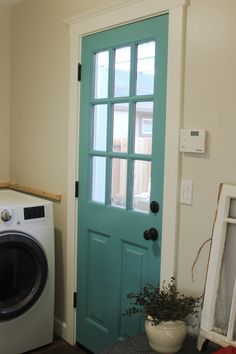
[180,129,207,153]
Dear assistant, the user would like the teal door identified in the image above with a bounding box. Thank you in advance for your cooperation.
[76,15,168,354]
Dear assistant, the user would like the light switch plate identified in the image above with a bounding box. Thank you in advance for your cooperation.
[180,179,193,205]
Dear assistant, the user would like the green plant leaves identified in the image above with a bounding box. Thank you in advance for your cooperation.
[123,277,202,326]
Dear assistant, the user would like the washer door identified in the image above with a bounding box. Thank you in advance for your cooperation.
[0,230,48,321]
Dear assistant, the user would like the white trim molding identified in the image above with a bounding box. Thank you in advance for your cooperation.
[54,317,67,339]
[64,0,188,344]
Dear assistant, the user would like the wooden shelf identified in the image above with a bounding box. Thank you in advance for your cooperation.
[0,181,61,202]
[0,181,9,188]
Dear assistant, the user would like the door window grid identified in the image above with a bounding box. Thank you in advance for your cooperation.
[90,41,156,212]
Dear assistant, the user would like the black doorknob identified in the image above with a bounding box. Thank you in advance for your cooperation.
[143,227,158,241]
[150,201,160,214]
[143,230,150,240]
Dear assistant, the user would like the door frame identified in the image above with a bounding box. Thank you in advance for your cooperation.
[63,0,188,344]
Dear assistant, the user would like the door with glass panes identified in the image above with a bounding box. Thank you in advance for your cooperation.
[76,15,168,353]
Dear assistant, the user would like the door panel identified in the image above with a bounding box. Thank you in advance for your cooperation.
[77,14,168,353]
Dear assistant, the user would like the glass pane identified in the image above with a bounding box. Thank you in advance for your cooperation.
[93,105,107,151]
[229,199,236,218]
[132,160,151,213]
[114,46,130,97]
[112,103,129,153]
[0,248,36,302]
[94,51,109,99]
[136,41,155,96]
[91,156,106,203]
[214,223,236,338]
[111,158,127,208]
[134,101,153,155]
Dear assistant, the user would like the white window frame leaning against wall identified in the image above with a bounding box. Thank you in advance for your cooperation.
[198,184,236,350]
[63,0,189,345]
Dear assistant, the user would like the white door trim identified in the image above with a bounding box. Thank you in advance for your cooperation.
[64,0,188,344]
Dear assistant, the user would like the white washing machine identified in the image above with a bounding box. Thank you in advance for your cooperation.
[0,189,55,354]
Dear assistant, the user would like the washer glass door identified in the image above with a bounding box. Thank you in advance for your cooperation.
[0,231,48,321]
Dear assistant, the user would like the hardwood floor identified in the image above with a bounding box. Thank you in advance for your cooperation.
[25,334,221,354]
[26,337,88,354]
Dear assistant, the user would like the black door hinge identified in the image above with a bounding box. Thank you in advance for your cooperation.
[73,292,77,308]
[75,181,79,198]
[78,63,82,81]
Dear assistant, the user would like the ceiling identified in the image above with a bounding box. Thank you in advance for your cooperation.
[0,0,24,5]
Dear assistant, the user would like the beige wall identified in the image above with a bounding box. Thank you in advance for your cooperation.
[0,5,11,181]
[10,0,108,327]
[177,0,236,294]
[7,0,236,333]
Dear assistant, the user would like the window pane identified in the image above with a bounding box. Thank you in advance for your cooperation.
[136,41,155,96]
[114,46,130,97]
[94,51,109,99]
[112,103,129,153]
[132,160,151,213]
[134,101,153,155]
[111,158,127,208]
[214,223,236,338]
[229,199,236,218]
[93,105,107,151]
[91,156,106,203]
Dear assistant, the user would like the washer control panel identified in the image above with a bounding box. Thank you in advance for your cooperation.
[0,205,49,227]
[0,190,53,229]
[1,209,13,222]
[24,206,45,220]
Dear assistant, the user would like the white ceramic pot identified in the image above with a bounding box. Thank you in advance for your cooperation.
[145,319,187,353]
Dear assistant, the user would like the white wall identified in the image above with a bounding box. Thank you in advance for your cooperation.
[6,0,236,334]
[0,5,11,181]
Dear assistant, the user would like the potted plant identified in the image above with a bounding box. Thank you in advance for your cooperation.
[124,277,202,353]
